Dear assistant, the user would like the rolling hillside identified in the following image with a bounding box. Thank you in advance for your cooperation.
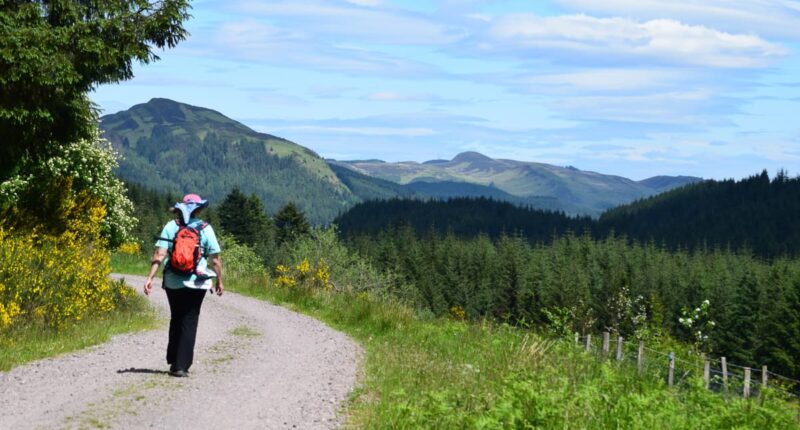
[100,98,357,224]
[334,151,701,215]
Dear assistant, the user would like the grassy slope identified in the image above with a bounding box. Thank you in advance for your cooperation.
[227,277,798,429]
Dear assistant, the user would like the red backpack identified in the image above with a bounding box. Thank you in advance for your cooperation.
[159,221,208,275]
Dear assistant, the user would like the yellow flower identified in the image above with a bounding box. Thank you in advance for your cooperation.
[117,242,141,255]
[450,305,466,321]
[313,259,333,290]
[276,275,296,288]
[296,259,311,279]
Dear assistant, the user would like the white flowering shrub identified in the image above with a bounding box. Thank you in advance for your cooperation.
[678,299,715,354]
[0,128,136,247]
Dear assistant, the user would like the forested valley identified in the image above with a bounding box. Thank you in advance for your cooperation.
[125,170,800,381]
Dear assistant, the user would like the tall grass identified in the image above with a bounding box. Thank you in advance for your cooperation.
[229,275,798,428]
[110,251,151,275]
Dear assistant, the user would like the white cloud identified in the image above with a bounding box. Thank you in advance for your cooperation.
[479,14,785,68]
[214,20,440,76]
[346,0,381,6]
[557,0,800,39]
[272,125,437,137]
[367,91,424,101]
[550,89,725,125]
[364,91,459,103]
[234,1,462,45]
[517,68,684,93]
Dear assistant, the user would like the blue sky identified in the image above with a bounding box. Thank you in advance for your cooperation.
[91,0,800,180]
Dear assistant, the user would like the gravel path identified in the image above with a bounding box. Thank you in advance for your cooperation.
[0,275,362,429]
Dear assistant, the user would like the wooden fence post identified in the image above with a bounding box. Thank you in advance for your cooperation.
[637,341,644,374]
[575,332,579,345]
[616,336,623,361]
[668,352,675,388]
[744,367,751,399]
[721,357,728,391]
[762,365,768,390]
[704,360,710,389]
[585,334,591,352]
[602,332,610,357]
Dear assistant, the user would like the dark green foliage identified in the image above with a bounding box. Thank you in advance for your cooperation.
[339,170,800,259]
[336,197,593,242]
[600,170,800,258]
[348,228,800,380]
[219,188,276,266]
[328,163,412,201]
[124,182,178,246]
[274,202,310,246]
[0,0,190,177]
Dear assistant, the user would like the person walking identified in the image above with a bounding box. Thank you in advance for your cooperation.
[144,194,224,377]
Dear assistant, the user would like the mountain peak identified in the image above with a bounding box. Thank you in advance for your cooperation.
[452,151,493,163]
[146,97,180,105]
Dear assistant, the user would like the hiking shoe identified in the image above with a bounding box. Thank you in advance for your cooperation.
[169,368,188,378]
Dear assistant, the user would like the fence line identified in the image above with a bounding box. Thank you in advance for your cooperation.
[573,331,800,409]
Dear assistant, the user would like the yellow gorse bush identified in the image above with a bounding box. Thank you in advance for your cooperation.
[275,264,296,288]
[0,196,133,330]
[296,258,311,279]
[274,259,333,290]
[450,305,466,321]
[117,242,141,255]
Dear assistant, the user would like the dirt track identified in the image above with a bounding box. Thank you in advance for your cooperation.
[0,274,362,429]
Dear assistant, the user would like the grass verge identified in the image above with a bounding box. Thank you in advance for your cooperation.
[0,288,159,371]
[228,275,799,429]
[110,252,151,275]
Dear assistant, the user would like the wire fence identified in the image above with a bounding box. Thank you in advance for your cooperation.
[572,331,800,420]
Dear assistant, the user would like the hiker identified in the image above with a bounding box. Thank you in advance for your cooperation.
[144,194,224,377]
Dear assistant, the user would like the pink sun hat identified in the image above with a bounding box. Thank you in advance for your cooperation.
[172,193,209,224]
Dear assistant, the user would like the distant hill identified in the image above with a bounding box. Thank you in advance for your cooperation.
[328,163,413,202]
[329,163,581,213]
[333,152,701,216]
[637,176,702,194]
[337,170,800,258]
[600,170,800,257]
[101,98,357,224]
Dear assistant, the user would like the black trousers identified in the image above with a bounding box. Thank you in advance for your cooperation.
[165,287,207,371]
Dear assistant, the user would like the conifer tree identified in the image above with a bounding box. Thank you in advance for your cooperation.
[274,201,310,246]
[219,187,275,265]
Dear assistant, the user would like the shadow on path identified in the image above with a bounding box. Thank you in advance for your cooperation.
[117,367,169,375]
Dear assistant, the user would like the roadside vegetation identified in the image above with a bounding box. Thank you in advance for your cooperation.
[227,229,800,428]
[113,217,800,428]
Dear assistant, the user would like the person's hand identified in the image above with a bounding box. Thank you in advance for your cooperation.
[214,282,224,296]
[144,277,154,296]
